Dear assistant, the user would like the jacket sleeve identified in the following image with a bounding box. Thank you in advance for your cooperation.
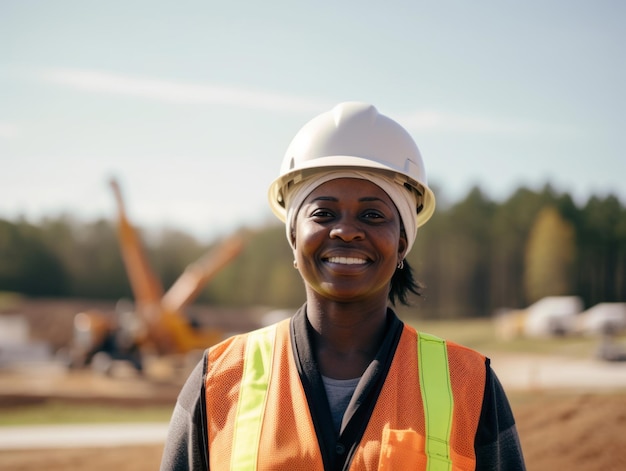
[474,363,526,471]
[160,353,209,471]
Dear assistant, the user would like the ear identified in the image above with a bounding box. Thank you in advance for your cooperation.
[290,228,297,249]
[397,231,408,262]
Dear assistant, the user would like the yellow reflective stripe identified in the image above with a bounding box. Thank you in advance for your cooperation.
[418,332,454,471]
[231,325,276,471]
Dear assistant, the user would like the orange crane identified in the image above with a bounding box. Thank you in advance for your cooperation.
[68,178,245,374]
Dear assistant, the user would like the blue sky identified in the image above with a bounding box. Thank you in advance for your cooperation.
[1,1,624,242]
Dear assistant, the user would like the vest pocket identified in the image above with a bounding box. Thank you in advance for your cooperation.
[378,428,427,470]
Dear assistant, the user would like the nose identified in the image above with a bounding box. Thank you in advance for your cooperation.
[329,220,365,242]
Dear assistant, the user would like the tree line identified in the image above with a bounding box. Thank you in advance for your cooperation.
[1,184,625,319]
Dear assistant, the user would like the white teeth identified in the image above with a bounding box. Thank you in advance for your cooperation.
[327,256,367,265]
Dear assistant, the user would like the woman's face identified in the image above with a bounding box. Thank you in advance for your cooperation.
[292,178,407,303]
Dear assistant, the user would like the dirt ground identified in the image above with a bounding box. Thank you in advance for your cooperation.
[1,391,625,470]
[514,391,626,470]
[0,445,165,471]
[2,298,626,470]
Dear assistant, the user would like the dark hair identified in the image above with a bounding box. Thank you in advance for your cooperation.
[389,259,422,306]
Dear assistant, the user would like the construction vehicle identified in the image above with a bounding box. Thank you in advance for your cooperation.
[66,178,245,375]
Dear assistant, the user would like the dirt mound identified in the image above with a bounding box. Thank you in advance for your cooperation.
[513,391,626,470]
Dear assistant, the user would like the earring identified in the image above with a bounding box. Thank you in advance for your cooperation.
[293,260,298,269]
[397,259,404,270]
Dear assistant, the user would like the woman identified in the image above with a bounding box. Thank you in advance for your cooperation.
[160,102,526,470]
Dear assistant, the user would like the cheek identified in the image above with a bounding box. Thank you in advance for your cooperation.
[293,224,330,275]
[294,223,323,256]
[381,226,404,250]
[295,216,318,241]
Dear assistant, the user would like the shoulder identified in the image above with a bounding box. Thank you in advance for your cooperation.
[402,324,488,367]
[445,338,487,370]
[206,319,291,372]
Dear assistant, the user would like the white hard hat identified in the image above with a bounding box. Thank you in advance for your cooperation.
[268,101,436,227]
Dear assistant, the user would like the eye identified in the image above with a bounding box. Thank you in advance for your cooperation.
[361,209,386,221]
[361,208,387,222]
[310,208,335,219]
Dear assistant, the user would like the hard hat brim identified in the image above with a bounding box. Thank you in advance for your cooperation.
[267,155,435,226]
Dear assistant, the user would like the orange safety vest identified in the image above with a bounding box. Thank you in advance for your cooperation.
[205,318,486,470]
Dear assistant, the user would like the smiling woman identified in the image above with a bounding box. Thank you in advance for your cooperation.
[160,102,526,470]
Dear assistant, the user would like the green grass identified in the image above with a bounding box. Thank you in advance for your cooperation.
[0,401,174,426]
[0,291,23,309]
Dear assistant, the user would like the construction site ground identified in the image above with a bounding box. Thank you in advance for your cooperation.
[1,298,626,470]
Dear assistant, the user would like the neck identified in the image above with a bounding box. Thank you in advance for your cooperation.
[305,296,389,379]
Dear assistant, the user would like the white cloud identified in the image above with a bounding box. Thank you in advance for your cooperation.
[37,67,332,113]
[0,122,19,139]
[17,65,579,139]
[399,110,573,136]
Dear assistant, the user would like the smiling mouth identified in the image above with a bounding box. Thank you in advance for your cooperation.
[326,256,368,265]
